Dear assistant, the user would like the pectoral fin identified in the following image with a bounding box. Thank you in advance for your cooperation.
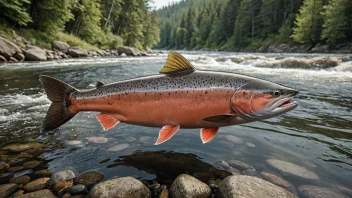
[96,113,120,131]
[203,114,237,123]
[155,125,180,145]
[201,128,219,144]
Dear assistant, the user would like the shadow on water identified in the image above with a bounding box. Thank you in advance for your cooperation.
[106,151,231,183]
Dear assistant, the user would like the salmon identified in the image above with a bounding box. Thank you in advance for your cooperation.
[40,52,298,144]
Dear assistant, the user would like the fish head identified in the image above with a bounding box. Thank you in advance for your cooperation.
[231,79,298,120]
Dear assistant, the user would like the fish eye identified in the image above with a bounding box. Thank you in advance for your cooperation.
[273,90,281,96]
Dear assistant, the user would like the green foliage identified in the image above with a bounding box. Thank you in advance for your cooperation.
[0,0,32,26]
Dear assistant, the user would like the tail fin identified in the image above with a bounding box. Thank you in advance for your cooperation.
[40,75,78,132]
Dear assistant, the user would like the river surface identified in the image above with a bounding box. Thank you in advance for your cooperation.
[0,51,351,193]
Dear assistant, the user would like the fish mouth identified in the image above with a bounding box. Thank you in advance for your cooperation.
[270,94,298,114]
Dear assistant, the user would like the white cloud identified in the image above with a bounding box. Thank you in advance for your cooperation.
[152,0,182,9]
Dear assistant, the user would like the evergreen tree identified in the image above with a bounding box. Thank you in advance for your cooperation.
[0,0,32,26]
[78,0,103,44]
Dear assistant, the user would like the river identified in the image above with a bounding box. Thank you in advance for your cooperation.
[0,51,351,195]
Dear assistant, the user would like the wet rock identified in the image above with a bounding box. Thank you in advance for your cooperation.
[14,169,33,178]
[17,153,33,159]
[0,36,21,58]
[260,171,297,195]
[85,137,108,144]
[88,176,150,198]
[53,180,73,192]
[8,159,27,167]
[125,137,137,143]
[208,179,218,189]
[66,140,83,147]
[117,46,140,56]
[52,170,76,185]
[68,184,87,195]
[2,143,45,153]
[336,185,352,197]
[245,142,256,148]
[0,55,6,62]
[242,167,257,176]
[159,189,169,198]
[23,160,41,169]
[215,160,230,169]
[0,183,18,198]
[16,189,56,198]
[228,160,250,171]
[107,144,130,152]
[72,195,87,198]
[11,189,24,197]
[51,41,70,53]
[8,166,24,172]
[225,135,243,144]
[170,174,211,198]
[227,167,241,175]
[23,177,50,192]
[68,47,88,58]
[218,175,297,198]
[298,185,347,198]
[9,57,18,63]
[267,159,319,180]
[62,193,72,198]
[120,53,127,57]
[34,169,52,177]
[75,171,104,186]
[9,175,31,185]
[0,163,9,171]
[139,136,152,142]
[99,158,110,164]
[13,52,24,61]
[24,45,47,61]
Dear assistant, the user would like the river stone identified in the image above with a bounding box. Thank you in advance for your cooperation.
[51,41,70,52]
[159,189,169,198]
[107,144,130,152]
[14,169,33,178]
[298,185,347,198]
[34,169,52,177]
[336,185,352,197]
[11,189,24,197]
[117,46,140,56]
[215,160,230,169]
[23,46,47,61]
[0,183,18,198]
[23,177,50,192]
[0,55,6,62]
[8,166,24,172]
[260,172,297,194]
[245,142,256,148]
[225,135,244,144]
[75,171,104,186]
[120,53,127,57]
[85,137,108,144]
[125,137,137,143]
[170,174,211,198]
[52,170,76,185]
[0,36,21,58]
[228,160,250,171]
[66,140,83,146]
[9,175,31,185]
[23,160,41,169]
[267,159,319,180]
[68,47,88,57]
[9,159,27,167]
[13,52,25,61]
[17,189,56,198]
[53,180,73,192]
[2,143,45,153]
[67,184,87,194]
[9,57,18,63]
[217,175,297,198]
[0,163,9,171]
[88,176,150,198]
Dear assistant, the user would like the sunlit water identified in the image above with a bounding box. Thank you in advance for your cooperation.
[0,52,351,192]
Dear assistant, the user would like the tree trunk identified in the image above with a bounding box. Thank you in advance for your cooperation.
[105,1,114,28]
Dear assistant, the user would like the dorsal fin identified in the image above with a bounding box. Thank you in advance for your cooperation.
[96,81,106,88]
[159,52,195,75]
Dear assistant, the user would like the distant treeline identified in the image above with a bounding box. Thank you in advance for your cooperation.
[157,0,352,50]
[0,0,160,50]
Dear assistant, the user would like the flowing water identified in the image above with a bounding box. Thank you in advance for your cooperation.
[0,51,351,194]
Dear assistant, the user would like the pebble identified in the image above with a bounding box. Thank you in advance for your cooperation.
[11,189,24,197]
[242,167,257,176]
[214,160,230,169]
[34,169,52,177]
[267,159,319,180]
[53,180,73,192]
[125,137,137,143]
[298,185,347,198]
[260,171,297,194]
[85,137,108,144]
[9,175,31,185]
[2,143,45,153]
[51,170,76,185]
[0,183,18,198]
[245,142,256,148]
[159,189,169,198]
[208,179,218,189]
[75,171,104,186]
[170,174,211,198]
[16,189,56,198]
[62,193,72,198]
[139,136,152,142]
[0,172,14,184]
[99,158,110,164]
[23,177,50,192]
[67,184,87,194]
[218,141,234,148]
[23,160,41,169]
[8,166,24,172]
[8,159,27,167]
[227,167,241,175]
[225,135,244,144]
[0,163,9,171]
[228,160,251,170]
[67,140,83,146]
[107,144,130,152]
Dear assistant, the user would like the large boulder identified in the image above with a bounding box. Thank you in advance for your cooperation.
[170,174,211,198]
[117,46,141,56]
[68,47,88,57]
[217,175,297,198]
[51,41,70,53]
[0,36,21,58]
[88,176,150,198]
[23,45,47,61]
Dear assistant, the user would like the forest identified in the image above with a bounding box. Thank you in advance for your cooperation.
[157,0,352,50]
[0,0,160,50]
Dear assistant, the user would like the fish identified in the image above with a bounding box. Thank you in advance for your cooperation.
[40,52,298,145]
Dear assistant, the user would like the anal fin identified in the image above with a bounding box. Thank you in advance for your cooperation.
[96,113,120,131]
[155,125,180,145]
[201,128,219,144]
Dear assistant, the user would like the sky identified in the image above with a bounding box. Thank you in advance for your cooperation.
[152,0,182,9]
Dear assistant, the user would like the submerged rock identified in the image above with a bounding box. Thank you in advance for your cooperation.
[217,175,297,198]
[23,177,50,192]
[17,189,56,198]
[170,174,211,198]
[260,171,297,195]
[298,185,347,198]
[53,180,73,192]
[51,170,76,185]
[23,160,41,169]
[245,142,256,148]
[66,140,83,147]
[0,172,13,184]
[228,160,250,171]
[107,144,130,152]
[85,137,108,144]
[0,183,18,198]
[88,176,150,198]
[267,159,319,180]
[68,184,87,195]
[2,143,45,153]
[75,171,104,186]
[225,135,244,144]
[9,175,31,185]
[34,169,52,177]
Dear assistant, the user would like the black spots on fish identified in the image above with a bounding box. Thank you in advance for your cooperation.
[205,91,208,94]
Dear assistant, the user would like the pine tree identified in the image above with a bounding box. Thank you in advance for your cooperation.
[291,0,323,44]
[0,0,32,26]
[78,0,103,44]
